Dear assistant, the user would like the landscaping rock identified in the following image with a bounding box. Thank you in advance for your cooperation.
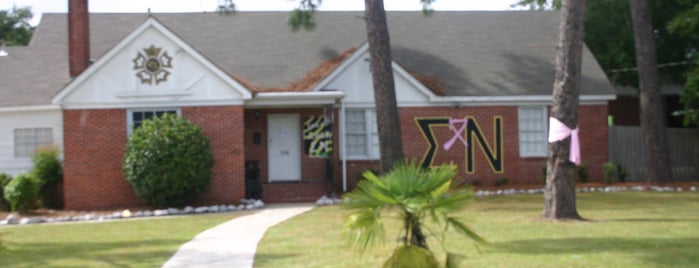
[316,195,331,206]
[245,204,254,210]
[122,209,132,218]
[184,206,194,214]
[168,208,181,215]
[227,205,237,211]
[208,205,219,213]
[142,210,153,217]
[219,205,228,212]
[153,209,168,217]
[194,206,208,213]
[237,204,246,210]
[254,199,265,208]
[691,186,697,192]
[3,213,19,225]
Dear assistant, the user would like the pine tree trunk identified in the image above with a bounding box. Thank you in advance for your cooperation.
[363,0,404,173]
[543,0,585,220]
[629,0,673,183]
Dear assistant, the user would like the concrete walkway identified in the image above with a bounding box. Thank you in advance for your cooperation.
[162,204,315,268]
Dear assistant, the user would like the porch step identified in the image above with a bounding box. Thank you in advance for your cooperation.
[261,181,326,203]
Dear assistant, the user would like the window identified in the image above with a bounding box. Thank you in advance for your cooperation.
[128,109,179,135]
[345,109,380,159]
[518,107,548,157]
[14,128,53,158]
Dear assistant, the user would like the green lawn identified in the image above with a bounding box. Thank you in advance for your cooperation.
[0,212,246,267]
[255,192,699,267]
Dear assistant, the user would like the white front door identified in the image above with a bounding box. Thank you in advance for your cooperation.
[268,114,302,182]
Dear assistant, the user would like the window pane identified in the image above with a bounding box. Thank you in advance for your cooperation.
[518,107,547,157]
[14,128,53,158]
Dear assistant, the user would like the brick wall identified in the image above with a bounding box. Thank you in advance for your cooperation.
[181,106,246,205]
[63,109,140,210]
[398,105,609,186]
[63,106,246,210]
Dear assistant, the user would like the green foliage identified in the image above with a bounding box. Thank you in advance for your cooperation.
[31,146,63,209]
[603,162,628,184]
[3,173,41,212]
[288,0,321,32]
[668,2,699,125]
[511,0,561,10]
[382,245,439,268]
[0,6,34,46]
[216,0,236,15]
[0,173,12,211]
[123,114,214,207]
[603,163,617,184]
[31,146,62,183]
[576,164,589,183]
[343,160,484,267]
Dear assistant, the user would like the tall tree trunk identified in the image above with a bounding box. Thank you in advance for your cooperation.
[543,0,585,220]
[364,0,404,173]
[630,0,673,183]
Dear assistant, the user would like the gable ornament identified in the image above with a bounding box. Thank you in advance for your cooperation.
[132,45,173,85]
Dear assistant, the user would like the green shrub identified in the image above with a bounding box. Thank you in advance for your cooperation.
[123,114,214,207]
[603,163,628,184]
[617,164,627,182]
[603,163,617,184]
[576,164,589,183]
[493,177,509,187]
[31,147,63,209]
[3,173,41,212]
[0,173,12,211]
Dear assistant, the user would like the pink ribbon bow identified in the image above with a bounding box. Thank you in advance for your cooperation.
[443,118,469,151]
[547,117,581,165]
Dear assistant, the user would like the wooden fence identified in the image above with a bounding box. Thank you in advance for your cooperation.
[608,126,699,181]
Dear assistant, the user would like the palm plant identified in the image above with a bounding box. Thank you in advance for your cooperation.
[343,160,485,268]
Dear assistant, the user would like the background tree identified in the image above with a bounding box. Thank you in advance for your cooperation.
[630,0,673,183]
[0,6,33,45]
[361,0,404,172]
[542,0,586,220]
[667,2,699,125]
[515,0,688,183]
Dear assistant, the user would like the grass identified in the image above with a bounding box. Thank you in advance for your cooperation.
[0,212,247,267]
[255,192,699,267]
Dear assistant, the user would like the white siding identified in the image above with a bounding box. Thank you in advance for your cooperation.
[0,109,63,175]
[60,26,248,108]
[324,50,431,107]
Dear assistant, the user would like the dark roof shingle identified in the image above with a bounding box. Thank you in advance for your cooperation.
[0,11,614,107]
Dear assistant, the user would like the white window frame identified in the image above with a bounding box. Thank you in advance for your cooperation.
[14,127,54,158]
[127,108,181,135]
[518,106,548,157]
[343,109,380,160]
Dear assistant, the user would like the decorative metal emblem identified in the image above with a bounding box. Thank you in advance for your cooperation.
[133,45,172,85]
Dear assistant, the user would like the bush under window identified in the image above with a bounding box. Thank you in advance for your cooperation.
[123,113,214,207]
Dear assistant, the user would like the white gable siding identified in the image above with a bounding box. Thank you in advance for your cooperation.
[58,22,249,109]
[0,109,63,176]
[324,51,430,107]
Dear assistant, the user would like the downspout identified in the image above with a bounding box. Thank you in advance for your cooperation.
[340,100,347,192]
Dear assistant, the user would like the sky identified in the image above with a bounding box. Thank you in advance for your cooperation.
[1,0,520,26]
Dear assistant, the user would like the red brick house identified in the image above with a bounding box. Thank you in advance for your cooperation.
[0,7,615,209]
